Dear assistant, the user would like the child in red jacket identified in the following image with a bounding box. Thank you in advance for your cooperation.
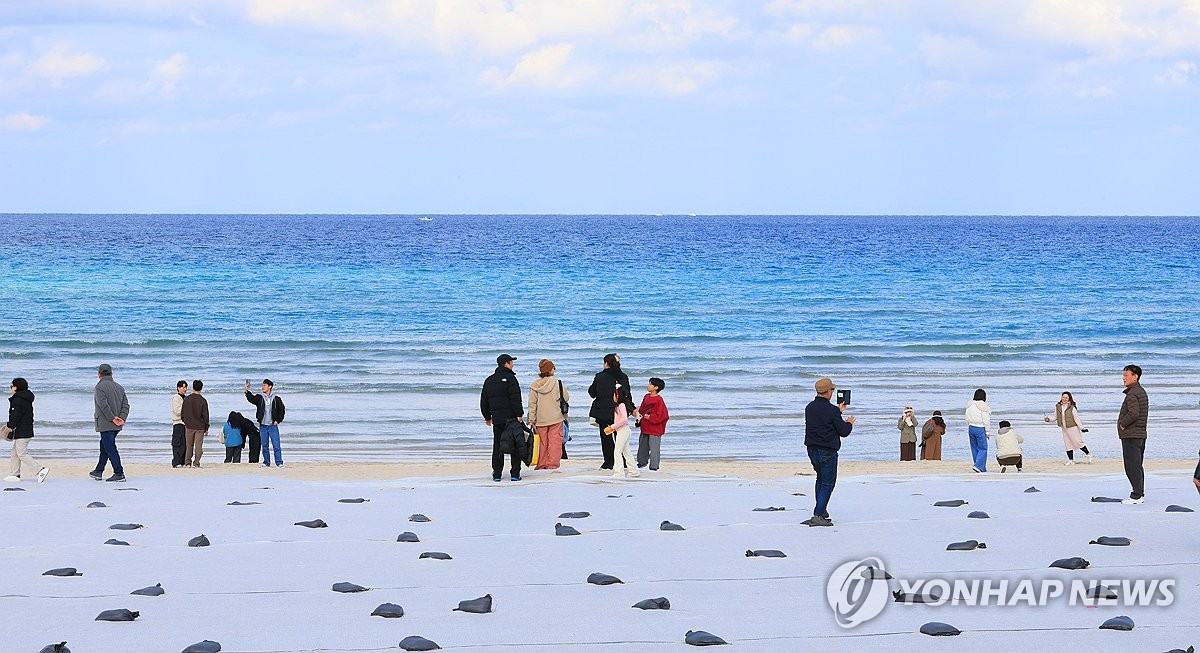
[635,378,670,471]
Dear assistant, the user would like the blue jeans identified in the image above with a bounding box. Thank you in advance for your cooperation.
[807,445,839,518]
[259,424,282,466]
[94,430,123,475]
[968,425,988,471]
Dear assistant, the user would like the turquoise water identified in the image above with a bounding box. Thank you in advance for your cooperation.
[1,214,1198,463]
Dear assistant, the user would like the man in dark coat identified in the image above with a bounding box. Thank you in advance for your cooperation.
[481,354,524,481]
[803,377,855,527]
[588,353,634,470]
[1117,364,1149,504]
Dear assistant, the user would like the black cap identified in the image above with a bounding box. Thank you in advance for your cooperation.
[497,354,517,366]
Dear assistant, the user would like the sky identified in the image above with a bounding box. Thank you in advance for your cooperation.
[1,0,1198,215]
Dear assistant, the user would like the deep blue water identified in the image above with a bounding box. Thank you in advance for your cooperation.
[1,214,1198,463]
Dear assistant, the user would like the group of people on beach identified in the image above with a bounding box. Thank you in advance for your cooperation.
[896,389,1099,471]
[480,353,670,482]
[807,363,1172,526]
[3,364,286,484]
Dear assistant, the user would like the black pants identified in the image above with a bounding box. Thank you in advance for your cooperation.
[491,421,522,479]
[225,445,243,463]
[1122,438,1146,499]
[246,429,261,463]
[597,421,615,469]
[171,424,186,467]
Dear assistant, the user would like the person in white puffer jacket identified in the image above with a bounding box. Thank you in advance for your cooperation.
[995,420,1024,473]
[965,388,992,473]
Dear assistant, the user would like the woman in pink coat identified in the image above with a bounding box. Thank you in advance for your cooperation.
[1044,391,1093,465]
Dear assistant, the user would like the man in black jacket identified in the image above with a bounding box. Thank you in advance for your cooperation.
[245,378,286,468]
[803,377,855,527]
[481,354,524,481]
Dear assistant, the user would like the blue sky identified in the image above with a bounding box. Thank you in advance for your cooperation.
[1,1,1197,215]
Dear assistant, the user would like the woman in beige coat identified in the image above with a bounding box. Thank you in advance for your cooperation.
[528,359,569,470]
[1044,391,1093,465]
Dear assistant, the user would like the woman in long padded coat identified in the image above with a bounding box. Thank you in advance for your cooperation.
[588,353,634,471]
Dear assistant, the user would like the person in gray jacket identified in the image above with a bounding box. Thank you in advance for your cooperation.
[1117,364,1149,504]
[91,363,130,482]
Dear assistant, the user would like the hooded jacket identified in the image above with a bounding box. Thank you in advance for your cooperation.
[245,390,286,425]
[7,389,35,439]
[995,426,1024,458]
[528,375,568,428]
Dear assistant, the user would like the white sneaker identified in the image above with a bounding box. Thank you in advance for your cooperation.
[1122,497,1145,505]
[1085,454,1094,463]
[628,470,640,477]
[1064,460,1074,466]
[3,475,19,483]
[611,471,623,478]
[37,467,49,483]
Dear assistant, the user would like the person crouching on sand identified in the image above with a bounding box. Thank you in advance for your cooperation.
[221,411,245,463]
[995,420,1024,473]
[603,386,638,478]
[1044,391,1093,465]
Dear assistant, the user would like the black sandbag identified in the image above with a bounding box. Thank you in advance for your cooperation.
[933,500,968,507]
[409,514,431,522]
[1049,556,1090,570]
[587,572,623,585]
[38,643,71,653]
[95,609,138,622]
[1090,536,1132,546]
[894,589,942,604]
[104,539,130,546]
[1166,504,1195,512]
[1086,585,1118,600]
[659,521,685,531]
[371,603,405,618]
[332,582,369,593]
[181,641,222,653]
[109,523,144,530]
[752,506,785,512]
[87,502,106,508]
[1024,486,1041,493]
[684,630,728,646]
[187,534,210,547]
[946,540,986,551]
[227,501,260,506]
[632,597,671,610]
[419,551,452,560]
[131,583,164,596]
[453,594,492,613]
[919,622,961,636]
[43,568,82,577]
[338,498,369,503]
[860,566,892,580]
[967,511,990,519]
[745,549,787,557]
[1099,615,1135,631]
[1091,496,1123,503]
[558,511,590,518]
[396,531,420,543]
[294,519,327,528]
[399,635,441,651]
[555,522,580,536]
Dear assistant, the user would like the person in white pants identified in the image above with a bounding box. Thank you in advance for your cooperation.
[603,387,639,478]
[5,378,49,483]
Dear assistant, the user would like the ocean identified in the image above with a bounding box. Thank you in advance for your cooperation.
[1,214,1198,464]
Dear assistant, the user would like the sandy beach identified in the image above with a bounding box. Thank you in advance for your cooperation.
[3,457,1198,652]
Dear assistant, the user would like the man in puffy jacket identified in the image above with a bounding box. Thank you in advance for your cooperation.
[1117,364,1149,504]
[481,354,524,481]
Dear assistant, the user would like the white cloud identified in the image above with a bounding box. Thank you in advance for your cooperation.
[27,45,106,85]
[919,33,999,81]
[613,59,723,96]
[785,22,814,43]
[1075,84,1115,99]
[811,24,879,50]
[148,52,187,95]
[2,112,50,131]
[1155,60,1196,86]
[480,43,593,90]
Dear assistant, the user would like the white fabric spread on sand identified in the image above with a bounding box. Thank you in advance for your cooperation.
[1,469,1197,651]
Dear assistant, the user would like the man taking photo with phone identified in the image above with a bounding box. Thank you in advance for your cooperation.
[803,377,855,527]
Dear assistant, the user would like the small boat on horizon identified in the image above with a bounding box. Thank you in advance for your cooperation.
[417,216,433,222]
